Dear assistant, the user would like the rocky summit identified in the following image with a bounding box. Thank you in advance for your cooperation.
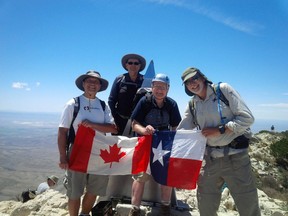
[0,131,287,216]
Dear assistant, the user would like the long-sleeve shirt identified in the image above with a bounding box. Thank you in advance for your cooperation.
[177,82,254,147]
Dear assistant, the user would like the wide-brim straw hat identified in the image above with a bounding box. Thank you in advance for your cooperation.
[181,67,212,96]
[75,70,109,92]
[47,175,59,184]
[121,53,146,72]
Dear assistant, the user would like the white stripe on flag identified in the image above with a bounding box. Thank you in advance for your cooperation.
[171,130,206,160]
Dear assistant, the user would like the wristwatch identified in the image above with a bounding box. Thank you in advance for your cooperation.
[218,125,226,134]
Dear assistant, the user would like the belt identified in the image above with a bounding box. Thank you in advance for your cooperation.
[207,144,229,149]
[117,113,130,120]
[207,140,248,150]
[155,126,169,131]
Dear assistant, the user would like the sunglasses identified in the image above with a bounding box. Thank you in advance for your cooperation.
[127,61,140,65]
[185,74,201,85]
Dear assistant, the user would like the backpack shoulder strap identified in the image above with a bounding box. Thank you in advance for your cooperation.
[145,92,152,103]
[212,82,229,106]
[73,97,80,119]
[66,97,80,152]
[188,97,201,129]
[140,92,153,116]
[99,99,106,111]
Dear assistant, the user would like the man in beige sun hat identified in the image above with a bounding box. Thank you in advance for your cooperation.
[108,53,146,136]
[36,175,59,194]
[58,70,118,216]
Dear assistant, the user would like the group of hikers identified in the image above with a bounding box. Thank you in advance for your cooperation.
[57,53,261,216]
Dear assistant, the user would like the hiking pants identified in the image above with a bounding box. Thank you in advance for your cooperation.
[197,151,261,216]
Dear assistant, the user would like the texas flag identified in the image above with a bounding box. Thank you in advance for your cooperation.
[150,130,206,189]
[69,125,206,189]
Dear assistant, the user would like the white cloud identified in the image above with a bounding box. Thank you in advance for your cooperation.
[145,0,264,35]
[36,82,40,87]
[12,82,31,91]
[12,82,28,89]
[259,103,288,108]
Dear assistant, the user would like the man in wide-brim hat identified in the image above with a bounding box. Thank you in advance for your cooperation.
[108,53,147,135]
[75,70,109,92]
[58,70,117,216]
[121,53,146,72]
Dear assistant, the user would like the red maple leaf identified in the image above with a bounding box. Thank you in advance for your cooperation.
[100,144,126,168]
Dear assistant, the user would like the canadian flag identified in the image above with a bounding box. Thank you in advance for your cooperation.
[69,125,206,189]
[69,125,151,175]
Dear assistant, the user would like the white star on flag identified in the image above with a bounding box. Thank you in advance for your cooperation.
[152,140,170,166]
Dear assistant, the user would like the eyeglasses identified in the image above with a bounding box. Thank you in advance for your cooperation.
[84,79,100,85]
[185,74,201,85]
[152,85,168,91]
[127,61,140,65]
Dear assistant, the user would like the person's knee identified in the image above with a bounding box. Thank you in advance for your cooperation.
[132,172,151,182]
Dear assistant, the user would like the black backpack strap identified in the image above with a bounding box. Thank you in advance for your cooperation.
[99,99,106,111]
[142,93,153,116]
[66,97,80,152]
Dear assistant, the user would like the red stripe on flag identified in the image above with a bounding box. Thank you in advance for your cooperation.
[131,135,152,174]
[167,157,202,189]
[69,125,95,173]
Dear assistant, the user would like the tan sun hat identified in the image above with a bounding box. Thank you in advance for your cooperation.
[75,70,109,92]
[47,175,59,185]
[121,53,146,72]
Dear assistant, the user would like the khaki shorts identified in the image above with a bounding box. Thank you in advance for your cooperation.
[66,170,108,199]
[132,172,151,183]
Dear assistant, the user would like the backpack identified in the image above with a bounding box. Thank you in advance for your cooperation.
[132,87,152,110]
[118,74,145,113]
[66,96,106,152]
[122,90,152,137]
[21,189,36,203]
[188,82,229,129]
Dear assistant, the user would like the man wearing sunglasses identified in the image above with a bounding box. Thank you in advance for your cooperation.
[108,53,146,136]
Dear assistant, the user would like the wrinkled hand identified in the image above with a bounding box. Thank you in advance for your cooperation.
[144,125,155,135]
[59,155,69,170]
[81,119,92,128]
[201,127,220,137]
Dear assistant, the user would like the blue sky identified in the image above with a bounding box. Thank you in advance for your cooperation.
[1,0,288,122]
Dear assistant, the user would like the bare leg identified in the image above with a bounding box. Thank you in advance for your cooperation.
[68,198,80,216]
[131,180,145,207]
[81,192,97,214]
[160,185,172,204]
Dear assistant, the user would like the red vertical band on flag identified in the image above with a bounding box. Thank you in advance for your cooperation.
[131,135,152,174]
[69,125,95,173]
[167,158,202,189]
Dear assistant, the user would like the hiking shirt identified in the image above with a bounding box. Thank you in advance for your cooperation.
[131,95,181,131]
[59,95,114,137]
[36,182,49,194]
[108,73,144,118]
[177,83,254,147]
